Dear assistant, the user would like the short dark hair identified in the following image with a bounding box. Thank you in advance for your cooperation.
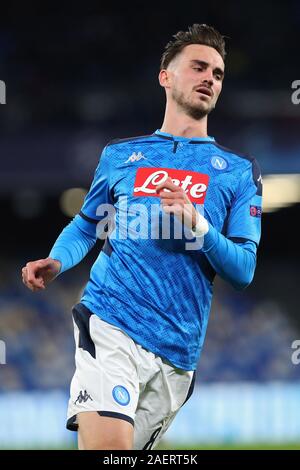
[160,24,226,70]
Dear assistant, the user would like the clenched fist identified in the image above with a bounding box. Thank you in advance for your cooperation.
[22,258,61,291]
[156,177,208,235]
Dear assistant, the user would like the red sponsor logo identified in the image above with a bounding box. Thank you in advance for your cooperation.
[133,168,209,203]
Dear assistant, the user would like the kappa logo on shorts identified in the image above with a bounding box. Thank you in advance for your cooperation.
[112,385,130,406]
[74,390,93,405]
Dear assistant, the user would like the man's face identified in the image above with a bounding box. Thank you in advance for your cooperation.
[163,44,225,120]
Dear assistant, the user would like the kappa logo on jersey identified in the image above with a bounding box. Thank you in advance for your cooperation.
[125,151,147,163]
[133,168,209,203]
[211,156,228,170]
[112,385,130,406]
[74,390,93,405]
[250,205,262,217]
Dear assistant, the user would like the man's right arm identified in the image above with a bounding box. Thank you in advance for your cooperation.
[22,145,112,291]
[48,214,98,273]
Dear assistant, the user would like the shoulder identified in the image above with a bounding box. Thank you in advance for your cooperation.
[105,133,156,148]
[213,142,259,166]
[212,142,262,195]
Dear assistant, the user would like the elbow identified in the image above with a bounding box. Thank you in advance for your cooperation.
[233,251,257,291]
[232,270,255,291]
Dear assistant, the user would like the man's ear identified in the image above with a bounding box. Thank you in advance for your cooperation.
[158,69,172,88]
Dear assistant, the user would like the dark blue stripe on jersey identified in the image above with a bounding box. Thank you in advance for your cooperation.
[154,132,213,144]
[79,210,99,224]
[191,252,216,284]
[66,415,78,431]
[98,411,134,426]
[106,134,155,146]
[72,304,96,358]
[183,372,196,405]
[213,142,254,162]
[221,207,230,237]
[152,133,173,141]
[229,236,256,245]
[189,140,216,144]
[66,412,134,431]
[143,427,163,450]
[251,159,263,196]
[173,141,179,153]
[102,238,113,257]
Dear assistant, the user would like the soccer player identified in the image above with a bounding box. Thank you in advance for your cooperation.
[22,24,262,450]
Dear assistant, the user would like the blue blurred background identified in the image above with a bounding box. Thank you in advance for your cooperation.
[0,2,300,449]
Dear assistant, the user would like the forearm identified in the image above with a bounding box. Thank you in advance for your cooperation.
[49,214,97,274]
[201,223,257,290]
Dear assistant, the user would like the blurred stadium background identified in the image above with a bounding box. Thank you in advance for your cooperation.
[0,2,300,450]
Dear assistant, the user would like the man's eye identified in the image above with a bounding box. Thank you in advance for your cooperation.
[194,67,203,72]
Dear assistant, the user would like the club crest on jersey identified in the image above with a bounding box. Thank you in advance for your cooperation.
[112,385,130,406]
[133,168,209,203]
[211,156,228,170]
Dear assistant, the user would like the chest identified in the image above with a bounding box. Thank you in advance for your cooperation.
[109,146,239,220]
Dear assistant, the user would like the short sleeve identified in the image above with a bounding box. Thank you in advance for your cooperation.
[80,145,113,222]
[226,158,263,245]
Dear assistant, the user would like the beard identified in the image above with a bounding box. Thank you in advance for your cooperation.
[172,87,214,120]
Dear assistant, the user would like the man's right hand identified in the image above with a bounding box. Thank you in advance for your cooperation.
[21,258,61,291]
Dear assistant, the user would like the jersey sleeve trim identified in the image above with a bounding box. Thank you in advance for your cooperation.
[79,210,99,224]
[229,236,258,246]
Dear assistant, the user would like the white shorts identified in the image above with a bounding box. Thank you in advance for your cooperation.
[67,303,195,450]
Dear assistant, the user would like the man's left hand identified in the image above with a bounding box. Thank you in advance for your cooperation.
[156,177,199,230]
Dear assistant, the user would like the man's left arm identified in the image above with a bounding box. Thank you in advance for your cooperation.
[197,158,263,290]
[156,159,262,290]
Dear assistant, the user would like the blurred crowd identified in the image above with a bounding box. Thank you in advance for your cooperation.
[0,259,299,391]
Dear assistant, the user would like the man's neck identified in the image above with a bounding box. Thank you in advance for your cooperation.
[160,107,208,138]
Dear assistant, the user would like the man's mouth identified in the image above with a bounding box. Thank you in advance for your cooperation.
[195,86,213,97]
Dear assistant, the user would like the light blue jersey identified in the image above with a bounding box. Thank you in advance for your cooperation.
[50,130,262,370]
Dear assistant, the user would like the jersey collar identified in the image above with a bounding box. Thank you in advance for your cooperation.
[154,129,215,143]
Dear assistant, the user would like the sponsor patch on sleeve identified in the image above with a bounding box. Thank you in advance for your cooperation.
[250,205,262,217]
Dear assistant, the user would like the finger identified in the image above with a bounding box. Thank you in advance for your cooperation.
[159,190,181,199]
[26,266,38,284]
[26,261,44,276]
[26,266,43,286]
[22,267,29,283]
[31,285,43,292]
[161,198,184,207]
[26,279,44,291]
[162,204,183,215]
[21,266,41,290]
[35,259,53,270]
[156,178,181,193]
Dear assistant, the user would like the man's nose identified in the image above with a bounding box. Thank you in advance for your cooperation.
[202,76,214,87]
[201,69,214,86]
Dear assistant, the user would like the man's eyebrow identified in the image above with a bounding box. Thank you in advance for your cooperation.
[190,59,225,76]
